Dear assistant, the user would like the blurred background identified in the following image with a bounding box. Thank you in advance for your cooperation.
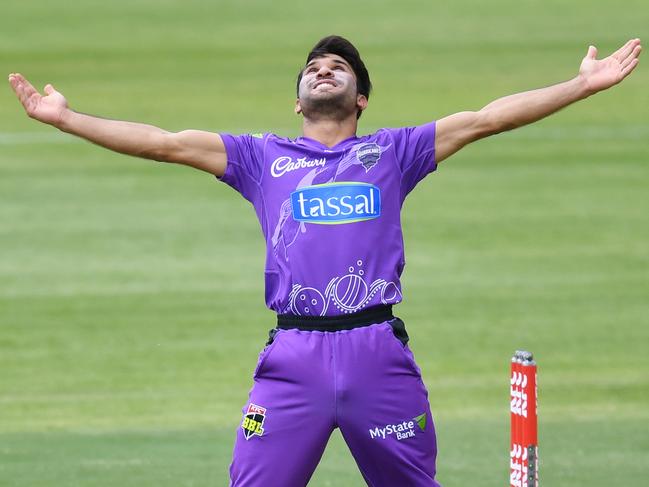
[1,1,647,485]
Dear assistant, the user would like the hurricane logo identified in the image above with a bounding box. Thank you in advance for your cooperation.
[356,143,382,172]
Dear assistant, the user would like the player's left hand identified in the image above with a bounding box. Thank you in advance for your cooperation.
[578,38,642,94]
[8,73,69,126]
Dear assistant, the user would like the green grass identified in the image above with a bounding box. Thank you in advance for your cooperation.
[1,0,648,485]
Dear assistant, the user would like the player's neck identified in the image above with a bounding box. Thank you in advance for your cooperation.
[301,117,358,148]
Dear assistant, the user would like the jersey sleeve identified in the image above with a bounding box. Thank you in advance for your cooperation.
[217,133,266,202]
[386,121,437,198]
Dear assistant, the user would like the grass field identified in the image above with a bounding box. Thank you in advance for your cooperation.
[1,0,648,485]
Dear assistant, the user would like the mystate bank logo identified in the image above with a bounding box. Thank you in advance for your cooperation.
[369,413,427,441]
[290,182,381,225]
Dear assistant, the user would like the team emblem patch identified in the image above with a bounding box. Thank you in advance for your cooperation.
[356,143,382,172]
[241,403,267,440]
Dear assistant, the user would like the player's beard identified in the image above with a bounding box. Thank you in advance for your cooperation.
[299,88,358,122]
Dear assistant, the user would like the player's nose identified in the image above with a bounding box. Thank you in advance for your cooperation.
[316,65,334,77]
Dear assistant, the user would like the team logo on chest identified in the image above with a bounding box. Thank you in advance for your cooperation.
[355,143,382,172]
[241,403,267,440]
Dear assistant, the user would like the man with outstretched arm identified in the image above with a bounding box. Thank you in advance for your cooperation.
[9,36,641,486]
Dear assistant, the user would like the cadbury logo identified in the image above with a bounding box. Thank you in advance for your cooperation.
[271,156,326,178]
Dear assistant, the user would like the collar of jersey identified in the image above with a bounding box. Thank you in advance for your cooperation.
[295,135,359,151]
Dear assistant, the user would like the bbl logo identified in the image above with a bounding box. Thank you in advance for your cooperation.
[356,143,382,172]
[241,403,267,440]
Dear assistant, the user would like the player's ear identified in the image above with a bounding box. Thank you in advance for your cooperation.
[356,95,368,113]
[295,98,302,115]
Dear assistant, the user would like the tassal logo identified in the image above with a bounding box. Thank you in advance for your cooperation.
[290,182,381,225]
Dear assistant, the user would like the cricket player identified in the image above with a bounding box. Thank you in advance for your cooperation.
[9,35,641,486]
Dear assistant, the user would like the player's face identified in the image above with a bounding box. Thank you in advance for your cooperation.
[301,55,356,96]
[296,54,367,119]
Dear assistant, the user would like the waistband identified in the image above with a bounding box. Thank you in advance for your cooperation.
[276,305,394,331]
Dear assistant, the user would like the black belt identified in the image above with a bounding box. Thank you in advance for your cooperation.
[277,304,394,332]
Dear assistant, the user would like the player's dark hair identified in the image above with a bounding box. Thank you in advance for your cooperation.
[297,35,372,119]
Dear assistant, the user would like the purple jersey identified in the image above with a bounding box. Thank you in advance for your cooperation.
[218,122,437,316]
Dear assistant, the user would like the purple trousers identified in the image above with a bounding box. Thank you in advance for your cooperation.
[229,319,441,486]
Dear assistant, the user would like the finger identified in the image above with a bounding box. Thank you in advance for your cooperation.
[7,75,36,115]
[44,84,54,95]
[586,45,598,60]
[8,72,23,88]
[11,73,35,93]
[11,75,42,112]
[620,45,642,70]
[621,57,640,78]
[10,77,31,106]
[11,73,39,105]
[18,82,36,108]
[17,75,39,98]
[611,39,635,60]
[614,38,640,61]
[8,74,21,93]
[8,77,27,107]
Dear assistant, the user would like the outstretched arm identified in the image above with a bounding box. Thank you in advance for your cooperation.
[435,39,642,163]
[8,73,226,176]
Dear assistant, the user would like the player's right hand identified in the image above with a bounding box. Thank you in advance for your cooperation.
[8,73,69,126]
